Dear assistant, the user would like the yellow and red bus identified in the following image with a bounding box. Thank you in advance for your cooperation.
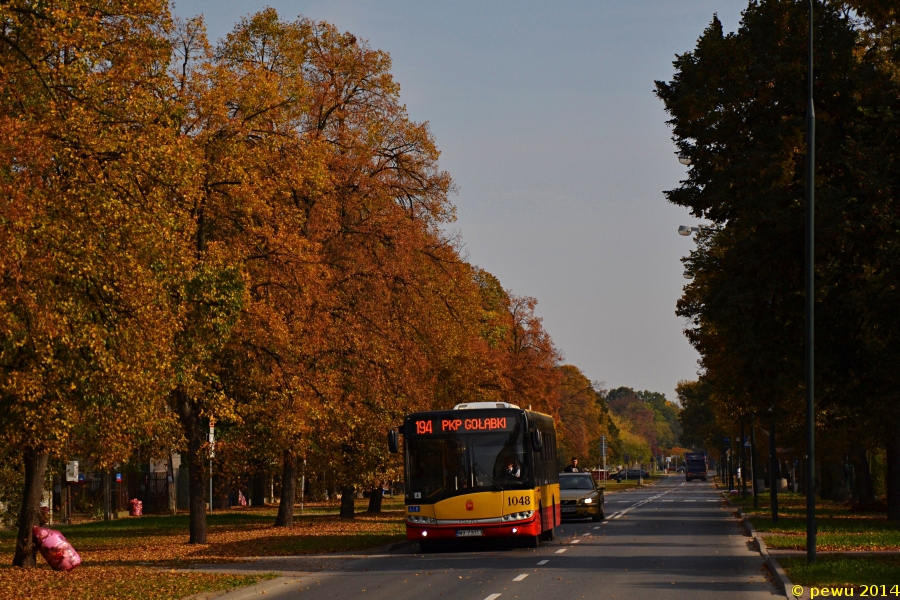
[388,402,560,551]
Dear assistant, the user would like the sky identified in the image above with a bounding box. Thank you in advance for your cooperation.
[171,0,750,403]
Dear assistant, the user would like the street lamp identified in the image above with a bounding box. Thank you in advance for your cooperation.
[678,224,704,279]
[678,154,692,166]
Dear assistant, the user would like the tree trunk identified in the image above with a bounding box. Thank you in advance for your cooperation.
[887,415,900,521]
[824,460,848,502]
[167,454,178,516]
[213,474,231,510]
[103,471,113,521]
[367,487,383,513]
[175,388,207,543]
[852,447,876,510]
[13,450,48,567]
[340,485,355,519]
[275,450,297,527]
[251,471,266,507]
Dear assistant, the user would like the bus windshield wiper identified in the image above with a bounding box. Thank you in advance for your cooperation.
[472,462,500,490]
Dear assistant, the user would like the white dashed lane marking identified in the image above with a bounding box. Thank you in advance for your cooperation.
[513,574,528,581]
[537,560,549,565]
[555,548,567,554]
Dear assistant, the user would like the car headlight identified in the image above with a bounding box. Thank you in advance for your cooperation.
[583,497,593,504]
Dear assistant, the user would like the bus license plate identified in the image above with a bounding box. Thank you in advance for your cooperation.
[456,529,483,537]
[561,506,576,513]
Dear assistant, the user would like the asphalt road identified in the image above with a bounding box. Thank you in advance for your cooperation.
[199,475,778,600]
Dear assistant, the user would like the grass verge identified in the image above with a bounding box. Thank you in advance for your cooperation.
[780,554,900,590]
[601,474,666,493]
[730,491,900,551]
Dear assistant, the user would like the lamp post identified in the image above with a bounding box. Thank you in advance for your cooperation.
[805,0,817,565]
[678,224,705,280]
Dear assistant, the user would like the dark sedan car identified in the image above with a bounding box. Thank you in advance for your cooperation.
[609,469,649,482]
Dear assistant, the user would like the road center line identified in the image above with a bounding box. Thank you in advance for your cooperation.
[555,548,567,553]
[537,560,549,565]
[513,574,528,581]
[571,539,580,544]
[484,595,502,600]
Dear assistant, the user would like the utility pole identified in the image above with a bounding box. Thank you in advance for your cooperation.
[770,408,779,524]
[805,0,817,565]
[740,418,747,499]
[751,413,759,510]
[300,457,307,513]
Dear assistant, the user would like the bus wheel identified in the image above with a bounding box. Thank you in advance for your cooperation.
[526,506,543,548]
[541,505,555,541]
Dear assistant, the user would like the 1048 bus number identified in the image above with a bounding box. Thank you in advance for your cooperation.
[507,495,531,506]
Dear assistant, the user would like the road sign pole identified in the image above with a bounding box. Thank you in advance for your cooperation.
[208,422,215,513]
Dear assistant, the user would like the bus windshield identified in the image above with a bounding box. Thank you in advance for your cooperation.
[407,428,528,503]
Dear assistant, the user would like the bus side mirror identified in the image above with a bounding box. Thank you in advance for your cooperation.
[388,429,400,454]
[531,430,543,451]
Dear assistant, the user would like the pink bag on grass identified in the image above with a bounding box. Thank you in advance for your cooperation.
[33,526,81,572]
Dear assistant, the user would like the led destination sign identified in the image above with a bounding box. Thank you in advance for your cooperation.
[412,416,514,435]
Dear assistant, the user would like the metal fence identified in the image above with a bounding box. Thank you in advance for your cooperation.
[55,471,173,518]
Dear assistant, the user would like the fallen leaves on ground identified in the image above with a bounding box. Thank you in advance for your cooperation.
[0,507,405,599]
[0,566,272,600]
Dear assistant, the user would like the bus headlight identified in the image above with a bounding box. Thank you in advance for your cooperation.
[407,515,437,524]
[502,510,534,522]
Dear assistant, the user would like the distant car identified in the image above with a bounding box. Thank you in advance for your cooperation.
[609,469,649,482]
[559,473,605,522]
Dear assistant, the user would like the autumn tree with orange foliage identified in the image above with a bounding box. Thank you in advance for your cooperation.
[555,366,617,469]
[0,3,624,558]
[0,0,187,565]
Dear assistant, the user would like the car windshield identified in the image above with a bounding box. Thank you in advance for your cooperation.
[406,425,527,503]
[560,475,594,490]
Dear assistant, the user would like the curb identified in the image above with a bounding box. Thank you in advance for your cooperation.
[385,539,413,552]
[186,576,297,600]
[726,494,800,599]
